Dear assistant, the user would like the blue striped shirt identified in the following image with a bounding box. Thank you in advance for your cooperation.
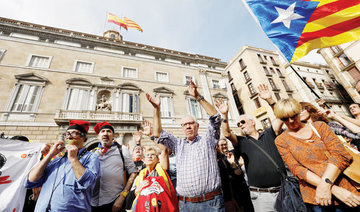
[157,114,221,197]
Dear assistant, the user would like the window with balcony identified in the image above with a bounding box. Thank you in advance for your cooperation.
[156,72,169,82]
[268,78,279,90]
[227,71,233,81]
[239,58,246,70]
[281,80,291,91]
[120,92,139,113]
[257,54,266,63]
[212,79,220,89]
[244,71,251,82]
[66,88,90,110]
[231,83,237,92]
[6,73,47,115]
[254,97,261,108]
[274,93,281,101]
[330,46,342,54]
[276,68,284,77]
[160,96,174,117]
[74,61,94,73]
[338,53,352,67]
[263,66,271,76]
[248,83,257,96]
[122,67,138,78]
[184,75,195,85]
[187,98,202,119]
[28,55,51,68]
[270,56,278,66]
[269,67,275,74]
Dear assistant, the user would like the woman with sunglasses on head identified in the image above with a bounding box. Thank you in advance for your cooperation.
[273,98,360,211]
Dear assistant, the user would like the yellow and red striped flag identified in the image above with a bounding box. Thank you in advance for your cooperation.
[123,17,143,32]
[243,0,360,63]
[108,13,128,30]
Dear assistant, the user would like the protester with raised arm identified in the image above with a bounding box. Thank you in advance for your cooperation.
[216,84,286,212]
[146,79,224,211]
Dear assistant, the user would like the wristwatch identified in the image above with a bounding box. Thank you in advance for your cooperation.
[196,95,204,102]
[222,119,228,123]
[322,177,333,185]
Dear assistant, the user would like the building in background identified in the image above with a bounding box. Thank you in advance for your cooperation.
[318,40,360,103]
[0,17,236,149]
[285,61,352,116]
[225,46,300,130]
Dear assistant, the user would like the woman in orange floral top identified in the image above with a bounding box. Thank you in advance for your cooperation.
[273,98,360,211]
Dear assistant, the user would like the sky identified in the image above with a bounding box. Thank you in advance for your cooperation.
[0,0,326,64]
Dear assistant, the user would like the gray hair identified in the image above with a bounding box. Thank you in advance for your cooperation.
[239,114,255,121]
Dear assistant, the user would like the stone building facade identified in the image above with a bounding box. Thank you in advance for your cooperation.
[225,46,300,130]
[0,17,235,149]
[318,41,360,103]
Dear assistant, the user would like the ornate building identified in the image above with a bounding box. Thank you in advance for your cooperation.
[0,17,235,149]
[225,46,300,130]
[318,41,360,103]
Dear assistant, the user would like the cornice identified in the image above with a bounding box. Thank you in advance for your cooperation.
[0,17,227,68]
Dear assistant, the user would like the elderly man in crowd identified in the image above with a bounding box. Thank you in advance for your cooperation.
[25,120,100,212]
[91,121,137,212]
[216,84,286,212]
[147,79,224,211]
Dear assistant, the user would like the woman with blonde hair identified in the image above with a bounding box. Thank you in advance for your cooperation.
[273,98,360,211]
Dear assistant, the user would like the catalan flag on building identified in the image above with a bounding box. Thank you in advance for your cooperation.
[123,17,143,32]
[243,0,360,63]
[108,13,128,30]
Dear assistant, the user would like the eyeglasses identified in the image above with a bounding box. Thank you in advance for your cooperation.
[280,114,299,122]
[181,121,196,127]
[145,153,157,158]
[64,131,82,138]
[237,120,246,127]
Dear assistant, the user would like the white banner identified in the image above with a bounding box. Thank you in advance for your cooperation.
[0,139,43,212]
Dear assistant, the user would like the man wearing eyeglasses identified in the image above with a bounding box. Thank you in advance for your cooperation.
[91,121,137,212]
[216,84,286,212]
[146,79,225,211]
[25,120,100,212]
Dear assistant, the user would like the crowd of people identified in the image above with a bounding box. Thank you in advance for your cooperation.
[2,79,360,212]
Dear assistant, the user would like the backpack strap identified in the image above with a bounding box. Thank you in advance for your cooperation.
[116,142,126,171]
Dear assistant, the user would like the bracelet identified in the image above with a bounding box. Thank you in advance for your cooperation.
[269,101,276,106]
[150,136,155,141]
[222,119,228,123]
[196,95,204,102]
[120,190,129,198]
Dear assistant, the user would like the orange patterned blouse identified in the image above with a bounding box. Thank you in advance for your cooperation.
[275,121,359,205]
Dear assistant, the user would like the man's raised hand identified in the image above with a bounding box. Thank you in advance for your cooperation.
[146,93,160,108]
[215,98,229,115]
[188,79,200,99]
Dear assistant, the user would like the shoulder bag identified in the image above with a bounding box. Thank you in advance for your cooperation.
[246,137,309,212]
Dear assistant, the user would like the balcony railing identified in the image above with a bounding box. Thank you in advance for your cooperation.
[55,110,143,123]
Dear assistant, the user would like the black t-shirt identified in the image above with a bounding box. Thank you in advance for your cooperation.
[235,127,286,188]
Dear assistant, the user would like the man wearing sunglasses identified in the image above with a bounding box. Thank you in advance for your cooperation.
[25,120,100,212]
[216,84,286,212]
[146,79,225,211]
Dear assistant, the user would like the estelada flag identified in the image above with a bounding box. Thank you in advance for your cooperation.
[243,0,360,63]
[108,13,128,30]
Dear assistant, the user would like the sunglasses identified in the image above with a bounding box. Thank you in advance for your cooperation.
[237,120,246,127]
[280,114,299,122]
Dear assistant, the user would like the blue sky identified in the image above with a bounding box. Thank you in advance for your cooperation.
[0,0,325,64]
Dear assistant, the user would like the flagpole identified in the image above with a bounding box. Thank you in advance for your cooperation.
[289,65,330,108]
[103,11,108,33]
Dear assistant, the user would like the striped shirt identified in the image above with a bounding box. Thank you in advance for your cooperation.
[157,114,221,197]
